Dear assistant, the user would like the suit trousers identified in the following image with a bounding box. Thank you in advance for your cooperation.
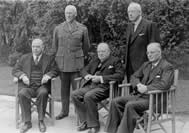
[105,95,149,133]
[59,72,79,115]
[18,85,48,123]
[71,84,109,128]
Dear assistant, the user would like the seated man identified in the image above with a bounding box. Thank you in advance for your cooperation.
[105,42,174,133]
[71,42,124,133]
[12,38,58,133]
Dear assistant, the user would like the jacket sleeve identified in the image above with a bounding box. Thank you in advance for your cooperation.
[102,59,124,83]
[130,63,146,88]
[12,56,26,79]
[147,64,174,91]
[80,59,94,77]
[45,56,59,78]
[50,26,59,56]
[82,26,90,57]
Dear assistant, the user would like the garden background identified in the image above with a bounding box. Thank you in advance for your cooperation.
[0,0,188,112]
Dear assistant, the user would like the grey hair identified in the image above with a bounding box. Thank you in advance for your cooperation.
[128,2,142,13]
[65,5,77,16]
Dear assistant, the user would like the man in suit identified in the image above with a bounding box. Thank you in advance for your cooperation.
[51,5,90,120]
[12,38,58,133]
[125,2,160,82]
[71,42,124,133]
[105,42,174,133]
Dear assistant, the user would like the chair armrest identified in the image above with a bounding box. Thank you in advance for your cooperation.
[118,83,131,88]
[74,77,83,81]
[147,86,176,94]
[109,81,116,85]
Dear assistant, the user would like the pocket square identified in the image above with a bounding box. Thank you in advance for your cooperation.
[139,33,145,36]
[108,65,114,69]
[156,75,161,78]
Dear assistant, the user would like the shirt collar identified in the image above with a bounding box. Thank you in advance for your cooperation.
[33,54,42,61]
[134,16,142,27]
[152,58,161,67]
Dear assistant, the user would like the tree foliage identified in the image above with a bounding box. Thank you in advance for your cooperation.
[0,0,188,69]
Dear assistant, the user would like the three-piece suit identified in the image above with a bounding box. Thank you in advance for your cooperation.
[12,53,58,122]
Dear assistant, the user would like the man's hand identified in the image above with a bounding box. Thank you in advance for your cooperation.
[41,74,51,84]
[22,75,30,85]
[84,74,93,81]
[91,75,101,83]
[137,83,147,94]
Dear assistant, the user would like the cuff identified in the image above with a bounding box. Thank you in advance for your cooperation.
[100,76,104,83]
[19,74,26,80]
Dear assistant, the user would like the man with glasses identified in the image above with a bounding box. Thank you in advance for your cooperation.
[71,42,124,133]
[105,42,174,133]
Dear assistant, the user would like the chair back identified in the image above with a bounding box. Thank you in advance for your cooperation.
[149,69,178,123]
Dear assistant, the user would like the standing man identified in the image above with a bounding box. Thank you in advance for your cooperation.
[12,38,58,133]
[71,43,124,133]
[105,42,174,133]
[51,5,90,120]
[125,2,160,82]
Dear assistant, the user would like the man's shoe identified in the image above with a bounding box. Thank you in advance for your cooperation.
[88,127,100,133]
[20,121,32,133]
[38,120,46,132]
[77,121,88,131]
[55,112,68,120]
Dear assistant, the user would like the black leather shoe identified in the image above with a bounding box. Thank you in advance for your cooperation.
[55,112,68,120]
[77,121,88,131]
[38,120,46,132]
[20,121,32,133]
[88,127,100,133]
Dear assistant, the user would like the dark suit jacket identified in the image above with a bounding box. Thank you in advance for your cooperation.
[12,53,58,90]
[80,56,124,89]
[51,21,90,72]
[130,58,174,93]
[125,18,160,74]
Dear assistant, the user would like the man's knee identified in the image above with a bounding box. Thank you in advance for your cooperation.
[83,92,94,102]
[38,88,48,97]
[125,101,135,110]
[18,88,30,98]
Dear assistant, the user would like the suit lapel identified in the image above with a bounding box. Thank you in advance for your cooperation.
[90,59,100,74]
[62,22,70,33]
[99,56,112,72]
[147,59,163,84]
[41,54,48,74]
[25,54,32,79]
[130,19,145,44]
[70,21,78,33]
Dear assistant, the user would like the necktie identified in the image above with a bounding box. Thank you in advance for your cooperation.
[34,56,39,65]
[151,64,156,69]
[133,23,137,32]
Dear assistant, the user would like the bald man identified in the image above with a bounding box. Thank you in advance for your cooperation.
[51,5,90,120]
[71,43,124,133]
[12,38,58,133]
[125,2,160,82]
[105,42,174,133]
